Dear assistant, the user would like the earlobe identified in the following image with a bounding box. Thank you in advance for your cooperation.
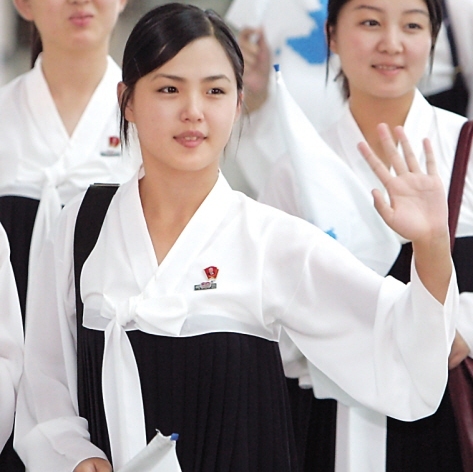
[13,0,34,21]
[327,25,338,54]
[118,0,129,14]
[117,82,135,123]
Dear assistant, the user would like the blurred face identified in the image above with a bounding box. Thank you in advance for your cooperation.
[123,36,242,177]
[14,0,127,53]
[329,0,432,102]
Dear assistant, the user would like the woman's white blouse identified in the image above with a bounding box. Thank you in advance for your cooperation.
[0,55,141,296]
[15,171,457,471]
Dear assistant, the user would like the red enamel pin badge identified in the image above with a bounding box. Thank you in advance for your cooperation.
[100,136,121,157]
[194,266,219,291]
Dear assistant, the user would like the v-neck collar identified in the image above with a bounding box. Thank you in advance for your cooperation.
[117,170,235,293]
[25,55,121,162]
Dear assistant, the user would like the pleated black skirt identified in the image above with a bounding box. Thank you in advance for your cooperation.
[286,379,336,472]
[78,329,301,471]
[385,240,469,472]
[0,195,38,472]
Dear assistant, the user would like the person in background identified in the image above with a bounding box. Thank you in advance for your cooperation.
[262,0,471,470]
[0,0,140,470]
[418,0,473,118]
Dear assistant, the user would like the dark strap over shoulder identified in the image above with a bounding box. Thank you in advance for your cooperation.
[73,184,119,425]
[448,121,473,249]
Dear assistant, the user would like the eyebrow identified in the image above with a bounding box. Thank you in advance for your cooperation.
[150,73,232,83]
[353,5,429,17]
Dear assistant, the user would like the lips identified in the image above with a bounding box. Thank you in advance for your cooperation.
[70,12,93,27]
[174,131,206,148]
[372,64,403,71]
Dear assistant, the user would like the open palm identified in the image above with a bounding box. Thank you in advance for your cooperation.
[358,124,448,244]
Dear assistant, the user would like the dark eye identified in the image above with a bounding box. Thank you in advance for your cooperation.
[406,22,422,30]
[159,86,178,94]
[208,88,225,95]
[361,19,379,27]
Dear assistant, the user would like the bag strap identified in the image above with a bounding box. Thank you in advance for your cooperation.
[73,184,119,331]
[441,0,461,71]
[448,121,473,250]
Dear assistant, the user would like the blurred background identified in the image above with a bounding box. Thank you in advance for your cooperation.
[0,0,234,86]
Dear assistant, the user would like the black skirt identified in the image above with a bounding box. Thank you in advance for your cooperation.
[0,195,38,472]
[385,239,470,472]
[78,329,301,471]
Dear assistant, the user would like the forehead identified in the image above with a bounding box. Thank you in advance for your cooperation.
[342,0,429,16]
[154,36,236,80]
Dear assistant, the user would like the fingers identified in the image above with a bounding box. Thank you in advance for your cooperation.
[238,28,263,65]
[423,137,438,176]
[357,141,392,187]
[393,126,421,173]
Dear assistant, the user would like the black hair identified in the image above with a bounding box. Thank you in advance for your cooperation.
[119,3,244,145]
[30,24,43,68]
[325,0,443,99]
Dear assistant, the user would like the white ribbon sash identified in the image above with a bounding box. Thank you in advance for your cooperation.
[85,289,187,469]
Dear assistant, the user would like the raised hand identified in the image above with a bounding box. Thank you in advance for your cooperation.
[358,123,452,303]
[238,28,271,112]
[357,123,448,244]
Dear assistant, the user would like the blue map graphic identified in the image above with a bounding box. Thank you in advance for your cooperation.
[286,3,328,65]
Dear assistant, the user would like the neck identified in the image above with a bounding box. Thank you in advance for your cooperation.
[349,91,415,166]
[40,46,110,136]
[139,165,219,264]
[40,46,109,95]
[140,165,219,224]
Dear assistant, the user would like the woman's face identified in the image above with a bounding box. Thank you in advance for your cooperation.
[123,36,242,177]
[14,0,127,53]
[329,0,432,102]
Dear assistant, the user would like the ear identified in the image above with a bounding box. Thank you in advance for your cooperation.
[327,22,338,55]
[234,91,243,123]
[117,82,135,123]
[118,0,128,14]
[13,0,34,21]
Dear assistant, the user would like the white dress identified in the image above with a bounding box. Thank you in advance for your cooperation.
[0,223,23,452]
[15,170,457,471]
[260,89,471,471]
[0,54,141,315]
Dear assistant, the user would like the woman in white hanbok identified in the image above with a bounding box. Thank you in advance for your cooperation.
[263,0,470,470]
[0,1,139,470]
[16,4,459,472]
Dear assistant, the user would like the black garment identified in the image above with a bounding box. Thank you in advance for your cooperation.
[386,241,467,472]
[286,379,337,472]
[0,195,38,472]
[78,328,301,471]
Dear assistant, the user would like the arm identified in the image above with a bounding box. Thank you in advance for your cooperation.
[238,28,272,113]
[0,225,23,451]
[14,201,108,471]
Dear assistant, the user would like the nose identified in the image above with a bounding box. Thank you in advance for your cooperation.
[180,94,204,123]
[378,26,403,55]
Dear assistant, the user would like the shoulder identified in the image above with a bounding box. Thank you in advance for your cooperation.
[0,71,28,106]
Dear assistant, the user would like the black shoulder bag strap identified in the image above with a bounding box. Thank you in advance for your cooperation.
[73,184,119,414]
